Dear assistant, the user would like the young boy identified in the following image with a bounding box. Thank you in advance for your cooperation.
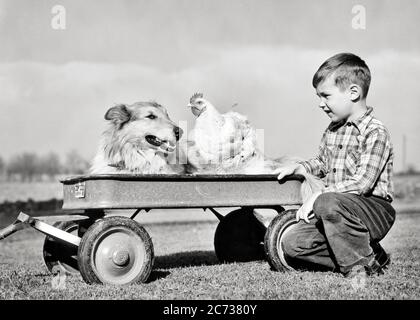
[274,53,396,278]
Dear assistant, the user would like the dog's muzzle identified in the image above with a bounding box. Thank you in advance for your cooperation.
[145,135,176,153]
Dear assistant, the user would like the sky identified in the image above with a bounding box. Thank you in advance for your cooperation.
[0,0,419,172]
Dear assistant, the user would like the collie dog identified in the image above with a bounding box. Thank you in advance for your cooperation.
[90,101,186,174]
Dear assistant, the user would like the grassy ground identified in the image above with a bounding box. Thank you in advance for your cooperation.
[0,213,419,300]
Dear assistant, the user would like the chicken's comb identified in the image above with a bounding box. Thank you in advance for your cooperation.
[190,92,203,103]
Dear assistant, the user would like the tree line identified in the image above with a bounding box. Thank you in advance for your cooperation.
[0,150,90,182]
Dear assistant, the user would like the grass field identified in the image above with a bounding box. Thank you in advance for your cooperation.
[0,212,419,300]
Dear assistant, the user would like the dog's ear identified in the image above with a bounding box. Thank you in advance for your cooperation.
[105,104,131,126]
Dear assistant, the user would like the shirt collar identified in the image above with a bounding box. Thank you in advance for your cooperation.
[351,106,374,134]
[327,106,374,134]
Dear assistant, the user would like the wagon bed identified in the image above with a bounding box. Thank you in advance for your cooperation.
[61,174,304,210]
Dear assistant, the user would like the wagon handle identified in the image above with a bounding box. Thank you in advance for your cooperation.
[0,212,81,246]
[0,220,27,240]
[0,212,30,240]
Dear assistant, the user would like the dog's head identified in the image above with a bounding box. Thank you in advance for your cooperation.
[104,101,183,155]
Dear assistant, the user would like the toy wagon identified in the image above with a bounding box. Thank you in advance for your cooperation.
[0,174,305,285]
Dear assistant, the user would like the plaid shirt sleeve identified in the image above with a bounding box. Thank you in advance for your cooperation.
[323,128,391,195]
[297,131,328,178]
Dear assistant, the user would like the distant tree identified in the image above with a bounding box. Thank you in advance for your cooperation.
[7,152,40,182]
[0,156,4,180]
[39,152,62,180]
[0,156,4,173]
[64,150,90,174]
[406,163,418,175]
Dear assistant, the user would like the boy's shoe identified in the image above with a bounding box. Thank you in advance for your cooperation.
[364,257,384,276]
[344,257,384,279]
[371,242,391,269]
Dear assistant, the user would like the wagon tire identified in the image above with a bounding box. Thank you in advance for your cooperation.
[264,209,298,272]
[214,208,266,263]
[43,221,80,275]
[78,216,154,285]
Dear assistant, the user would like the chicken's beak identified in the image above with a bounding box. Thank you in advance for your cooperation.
[189,103,204,117]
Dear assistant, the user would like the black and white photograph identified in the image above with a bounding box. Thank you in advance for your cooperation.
[0,0,419,306]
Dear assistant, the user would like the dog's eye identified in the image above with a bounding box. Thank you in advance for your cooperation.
[146,114,157,119]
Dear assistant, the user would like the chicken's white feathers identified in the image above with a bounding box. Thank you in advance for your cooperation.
[186,93,325,201]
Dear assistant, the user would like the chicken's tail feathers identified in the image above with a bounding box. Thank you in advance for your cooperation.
[300,173,325,203]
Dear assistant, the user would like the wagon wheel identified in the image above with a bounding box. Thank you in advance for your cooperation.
[214,208,267,263]
[43,221,79,275]
[264,209,298,272]
[78,216,154,285]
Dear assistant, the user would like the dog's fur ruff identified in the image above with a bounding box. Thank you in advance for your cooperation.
[90,101,187,174]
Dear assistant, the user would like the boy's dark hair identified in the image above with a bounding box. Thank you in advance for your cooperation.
[313,53,371,99]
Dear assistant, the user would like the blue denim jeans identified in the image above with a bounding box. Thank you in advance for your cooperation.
[282,192,396,274]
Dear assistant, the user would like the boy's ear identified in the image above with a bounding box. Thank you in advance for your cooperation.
[105,104,131,126]
[349,84,362,101]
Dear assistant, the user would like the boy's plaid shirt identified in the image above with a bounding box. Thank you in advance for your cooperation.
[298,106,394,202]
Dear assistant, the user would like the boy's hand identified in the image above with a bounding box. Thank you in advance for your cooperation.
[296,190,322,223]
[274,163,306,180]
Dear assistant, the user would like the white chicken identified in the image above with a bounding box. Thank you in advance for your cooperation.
[186,93,260,173]
[185,93,325,203]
